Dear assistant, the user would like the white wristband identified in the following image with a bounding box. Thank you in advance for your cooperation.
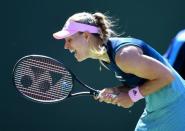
[128,86,144,102]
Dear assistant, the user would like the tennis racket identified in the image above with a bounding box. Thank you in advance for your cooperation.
[13,55,116,103]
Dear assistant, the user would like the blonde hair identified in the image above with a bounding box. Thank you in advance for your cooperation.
[68,12,119,57]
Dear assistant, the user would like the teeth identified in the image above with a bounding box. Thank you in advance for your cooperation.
[70,50,74,53]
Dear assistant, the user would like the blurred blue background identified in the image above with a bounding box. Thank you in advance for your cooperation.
[1,0,185,131]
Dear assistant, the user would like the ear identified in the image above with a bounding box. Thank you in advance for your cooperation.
[82,32,90,40]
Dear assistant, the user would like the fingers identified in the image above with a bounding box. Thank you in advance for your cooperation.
[96,89,118,104]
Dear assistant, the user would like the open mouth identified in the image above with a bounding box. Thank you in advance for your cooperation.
[70,50,77,55]
[70,50,75,53]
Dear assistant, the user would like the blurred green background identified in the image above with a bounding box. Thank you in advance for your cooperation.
[1,0,185,131]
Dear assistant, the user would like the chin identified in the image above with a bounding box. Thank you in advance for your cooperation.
[76,59,82,62]
[77,58,85,62]
[76,57,87,62]
[75,53,89,62]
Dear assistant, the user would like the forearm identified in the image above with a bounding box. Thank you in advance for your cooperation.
[139,76,173,97]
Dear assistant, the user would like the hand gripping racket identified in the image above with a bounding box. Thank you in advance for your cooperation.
[13,55,116,103]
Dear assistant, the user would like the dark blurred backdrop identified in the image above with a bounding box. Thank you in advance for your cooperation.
[1,0,185,131]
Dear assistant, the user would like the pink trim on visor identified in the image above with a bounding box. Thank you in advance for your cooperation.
[53,21,101,40]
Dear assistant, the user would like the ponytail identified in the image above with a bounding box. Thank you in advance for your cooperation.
[93,12,118,43]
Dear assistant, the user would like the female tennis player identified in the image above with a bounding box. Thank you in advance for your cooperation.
[164,29,185,79]
[53,12,185,130]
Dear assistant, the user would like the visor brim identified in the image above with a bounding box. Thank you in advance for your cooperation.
[53,30,76,40]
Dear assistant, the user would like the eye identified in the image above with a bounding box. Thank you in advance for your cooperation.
[66,38,72,43]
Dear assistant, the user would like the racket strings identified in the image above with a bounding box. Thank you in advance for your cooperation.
[14,57,73,102]
[16,61,61,94]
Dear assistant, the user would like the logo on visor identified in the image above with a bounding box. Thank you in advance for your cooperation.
[133,90,137,96]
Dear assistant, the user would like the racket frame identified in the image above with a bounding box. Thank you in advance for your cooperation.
[12,55,99,103]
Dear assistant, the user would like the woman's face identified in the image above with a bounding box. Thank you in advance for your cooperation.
[64,32,91,62]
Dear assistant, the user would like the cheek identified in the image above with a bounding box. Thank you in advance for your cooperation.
[76,43,89,58]
[80,43,90,55]
[76,40,88,50]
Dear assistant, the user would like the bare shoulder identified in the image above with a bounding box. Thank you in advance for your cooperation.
[115,45,143,73]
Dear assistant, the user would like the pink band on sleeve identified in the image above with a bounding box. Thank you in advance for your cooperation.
[128,86,144,102]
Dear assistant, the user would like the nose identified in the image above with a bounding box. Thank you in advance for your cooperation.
[64,42,70,50]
